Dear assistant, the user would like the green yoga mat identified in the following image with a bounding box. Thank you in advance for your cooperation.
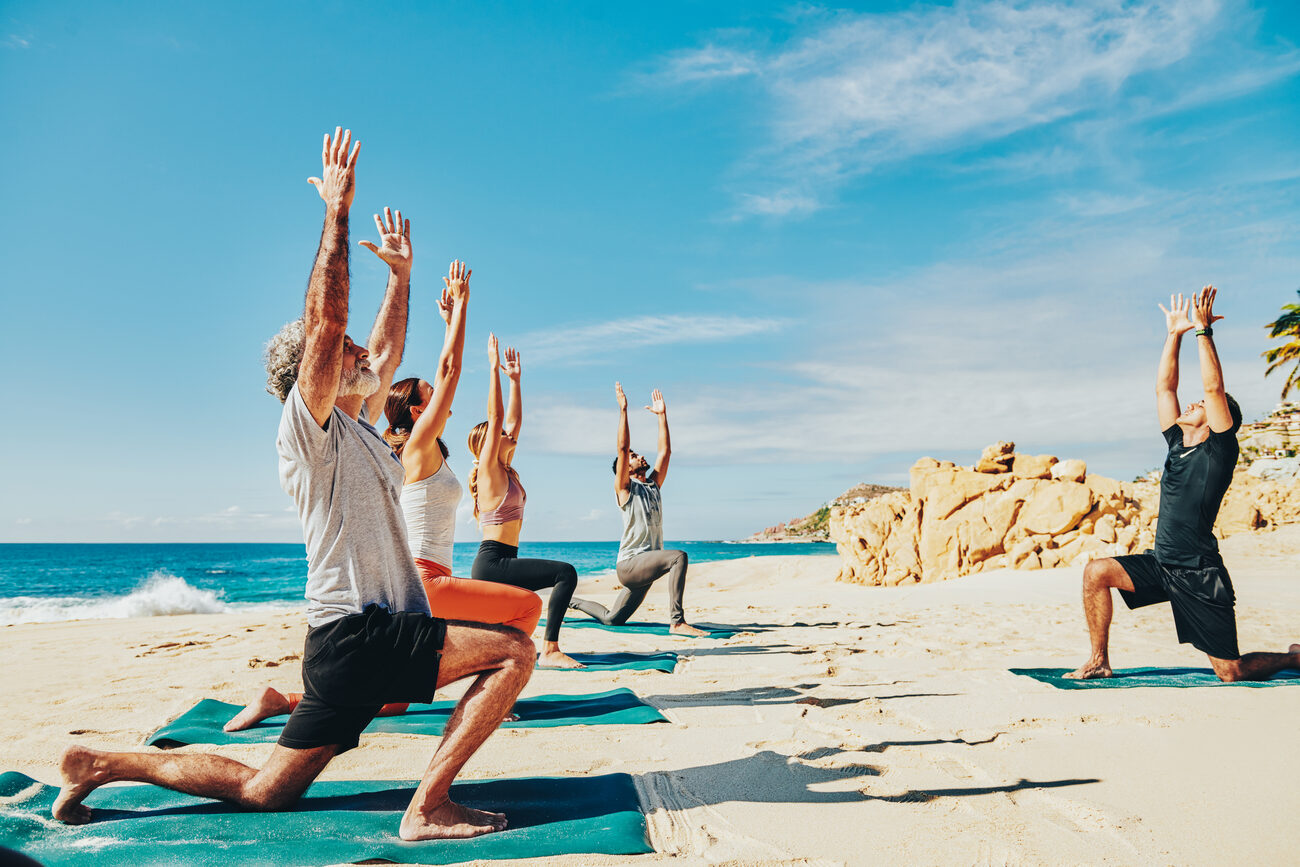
[1011,667,1300,690]
[537,651,678,672]
[541,617,740,638]
[0,771,652,866]
[146,688,666,748]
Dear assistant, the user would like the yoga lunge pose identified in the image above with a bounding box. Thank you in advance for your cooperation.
[1066,286,1299,682]
[570,383,707,636]
[468,335,584,668]
[225,259,541,733]
[53,129,534,841]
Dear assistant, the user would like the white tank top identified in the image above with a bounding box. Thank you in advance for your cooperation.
[399,460,463,568]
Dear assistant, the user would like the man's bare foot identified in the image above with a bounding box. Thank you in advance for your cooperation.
[223,687,291,732]
[670,622,710,637]
[52,745,111,824]
[539,650,585,669]
[399,798,507,840]
[1064,660,1113,680]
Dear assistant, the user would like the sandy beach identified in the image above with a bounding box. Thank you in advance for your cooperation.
[3,527,1298,865]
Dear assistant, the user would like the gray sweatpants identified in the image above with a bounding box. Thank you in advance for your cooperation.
[570,549,688,625]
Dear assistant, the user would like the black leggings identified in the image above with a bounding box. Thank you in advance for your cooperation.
[471,540,578,642]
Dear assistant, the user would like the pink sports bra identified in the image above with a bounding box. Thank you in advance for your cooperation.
[480,472,526,525]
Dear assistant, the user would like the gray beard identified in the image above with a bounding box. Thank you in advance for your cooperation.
[338,365,381,398]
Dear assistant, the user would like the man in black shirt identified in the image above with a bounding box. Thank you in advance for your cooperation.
[1066,287,1299,682]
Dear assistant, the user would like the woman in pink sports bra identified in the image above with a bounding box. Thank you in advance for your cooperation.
[468,333,584,669]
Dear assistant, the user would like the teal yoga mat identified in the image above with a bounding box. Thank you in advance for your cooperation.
[146,688,666,748]
[0,771,652,866]
[1011,667,1300,690]
[541,617,740,638]
[537,651,678,672]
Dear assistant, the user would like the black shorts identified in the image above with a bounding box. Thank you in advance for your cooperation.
[278,604,446,753]
[1114,553,1239,660]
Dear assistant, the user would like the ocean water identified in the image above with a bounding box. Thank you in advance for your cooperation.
[0,541,836,625]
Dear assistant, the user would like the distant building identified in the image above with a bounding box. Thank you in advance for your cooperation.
[1239,402,1300,460]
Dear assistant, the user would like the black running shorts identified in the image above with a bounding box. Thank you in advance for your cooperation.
[279,604,446,753]
[1114,552,1239,661]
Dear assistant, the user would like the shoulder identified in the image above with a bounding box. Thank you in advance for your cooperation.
[1160,424,1181,450]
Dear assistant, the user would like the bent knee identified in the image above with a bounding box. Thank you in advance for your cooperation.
[1083,558,1122,588]
[241,781,300,812]
[1211,660,1244,682]
[557,563,578,584]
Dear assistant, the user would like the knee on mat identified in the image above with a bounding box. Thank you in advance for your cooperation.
[1212,660,1244,682]
[241,781,299,812]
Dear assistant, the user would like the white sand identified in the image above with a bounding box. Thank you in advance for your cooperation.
[3,527,1298,865]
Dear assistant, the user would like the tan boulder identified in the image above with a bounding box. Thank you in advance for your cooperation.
[1018,482,1094,536]
[913,466,1012,520]
[1051,458,1087,482]
[975,441,1015,474]
[1012,453,1058,479]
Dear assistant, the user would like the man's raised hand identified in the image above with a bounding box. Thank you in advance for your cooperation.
[1193,285,1224,331]
[358,207,411,276]
[488,333,500,369]
[615,382,628,410]
[645,388,666,415]
[307,127,359,214]
[443,260,471,302]
[1158,293,1195,336]
[503,347,522,381]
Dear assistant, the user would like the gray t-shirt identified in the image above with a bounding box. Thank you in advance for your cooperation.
[278,384,429,627]
[617,471,663,562]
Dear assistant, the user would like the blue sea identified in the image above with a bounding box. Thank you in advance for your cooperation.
[0,542,836,625]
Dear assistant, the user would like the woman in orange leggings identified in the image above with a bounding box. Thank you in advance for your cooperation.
[224,261,540,732]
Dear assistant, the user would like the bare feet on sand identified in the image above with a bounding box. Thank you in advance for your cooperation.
[52,745,110,824]
[400,798,507,840]
[1064,659,1114,680]
[539,649,585,669]
[670,622,710,637]
[224,686,291,732]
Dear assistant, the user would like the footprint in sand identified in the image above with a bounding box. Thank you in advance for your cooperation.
[247,653,301,669]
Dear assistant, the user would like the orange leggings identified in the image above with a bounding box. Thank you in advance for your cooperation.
[286,559,542,715]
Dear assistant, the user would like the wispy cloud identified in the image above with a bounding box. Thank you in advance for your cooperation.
[4,34,32,50]
[643,0,1298,216]
[523,314,784,363]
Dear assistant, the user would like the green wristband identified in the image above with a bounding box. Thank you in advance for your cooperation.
[1196,326,1213,337]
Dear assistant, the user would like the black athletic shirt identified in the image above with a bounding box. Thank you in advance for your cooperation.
[1154,421,1240,568]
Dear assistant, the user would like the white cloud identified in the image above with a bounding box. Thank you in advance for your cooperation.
[645,0,1297,215]
[521,219,1291,477]
[4,35,31,50]
[522,314,784,363]
[15,518,32,525]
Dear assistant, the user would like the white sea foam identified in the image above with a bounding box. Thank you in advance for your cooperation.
[0,571,288,626]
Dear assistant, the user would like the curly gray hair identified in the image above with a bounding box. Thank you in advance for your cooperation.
[264,318,305,403]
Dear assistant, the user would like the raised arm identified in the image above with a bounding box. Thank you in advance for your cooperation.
[405,262,471,474]
[503,347,523,440]
[1156,293,1193,431]
[299,127,359,427]
[1192,285,1234,433]
[359,207,413,424]
[479,333,506,473]
[646,388,671,487]
[614,382,631,505]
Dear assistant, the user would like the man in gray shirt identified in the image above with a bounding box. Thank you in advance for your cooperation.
[571,383,708,636]
[53,129,534,841]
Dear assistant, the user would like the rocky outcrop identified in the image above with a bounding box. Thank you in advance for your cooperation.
[832,443,1300,586]
[831,444,1158,586]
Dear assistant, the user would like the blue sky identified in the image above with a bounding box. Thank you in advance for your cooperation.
[3,0,1299,543]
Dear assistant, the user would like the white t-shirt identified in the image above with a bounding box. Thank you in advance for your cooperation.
[277,384,429,627]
